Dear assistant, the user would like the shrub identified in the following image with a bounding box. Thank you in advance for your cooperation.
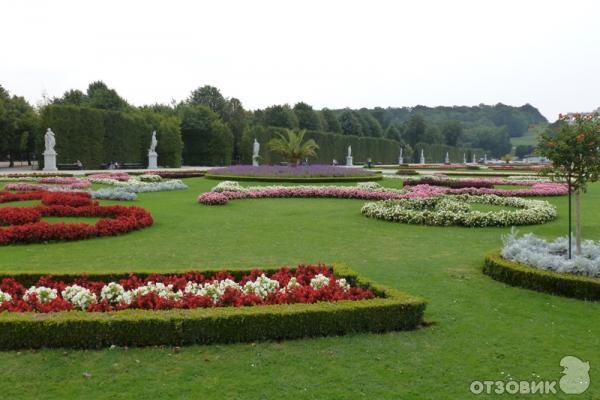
[483,251,600,300]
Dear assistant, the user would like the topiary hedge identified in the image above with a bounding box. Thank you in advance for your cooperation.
[483,251,600,300]
[0,263,426,349]
[204,172,383,183]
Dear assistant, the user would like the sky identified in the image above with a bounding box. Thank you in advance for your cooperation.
[2,0,600,121]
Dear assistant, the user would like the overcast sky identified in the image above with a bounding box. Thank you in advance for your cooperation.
[2,0,599,121]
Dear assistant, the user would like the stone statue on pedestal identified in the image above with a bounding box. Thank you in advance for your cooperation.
[147,130,158,169]
[346,145,353,166]
[252,139,260,166]
[43,128,57,171]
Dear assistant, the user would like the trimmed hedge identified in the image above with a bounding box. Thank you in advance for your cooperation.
[204,172,383,183]
[39,105,183,169]
[483,251,600,300]
[0,263,426,349]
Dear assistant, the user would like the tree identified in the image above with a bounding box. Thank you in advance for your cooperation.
[180,105,233,166]
[515,144,534,159]
[293,102,322,131]
[442,120,463,146]
[320,108,341,133]
[422,124,443,144]
[267,129,318,165]
[501,154,513,163]
[403,114,426,147]
[338,111,363,136]
[262,105,299,129]
[187,85,228,119]
[0,88,38,167]
[385,124,403,141]
[538,113,600,256]
[227,97,246,162]
[357,111,383,137]
[86,81,128,111]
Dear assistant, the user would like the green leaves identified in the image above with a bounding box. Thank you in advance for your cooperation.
[267,129,319,165]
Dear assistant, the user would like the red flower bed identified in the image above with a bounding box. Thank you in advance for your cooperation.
[0,191,153,245]
[0,265,376,313]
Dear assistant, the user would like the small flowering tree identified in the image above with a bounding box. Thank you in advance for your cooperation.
[538,113,600,256]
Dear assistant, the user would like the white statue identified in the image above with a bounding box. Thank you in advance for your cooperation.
[445,152,450,164]
[252,139,260,166]
[472,153,476,164]
[420,149,425,164]
[44,128,56,153]
[398,147,404,165]
[43,128,57,171]
[346,145,353,166]
[149,130,158,153]
[484,153,488,164]
[463,153,467,164]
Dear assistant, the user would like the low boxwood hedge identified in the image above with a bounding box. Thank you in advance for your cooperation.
[483,251,600,300]
[0,263,425,349]
[204,173,383,183]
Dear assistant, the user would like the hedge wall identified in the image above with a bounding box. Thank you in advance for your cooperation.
[240,126,405,165]
[412,143,485,164]
[483,251,600,300]
[39,105,183,169]
[0,263,426,349]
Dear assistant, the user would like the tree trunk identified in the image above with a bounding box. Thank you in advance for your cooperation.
[575,189,582,255]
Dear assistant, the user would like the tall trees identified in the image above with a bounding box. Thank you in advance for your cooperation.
[180,105,233,166]
[320,108,341,133]
[441,120,463,146]
[293,102,322,131]
[339,111,363,136]
[187,85,228,119]
[403,114,426,147]
[263,104,299,129]
[86,81,129,111]
[0,86,38,167]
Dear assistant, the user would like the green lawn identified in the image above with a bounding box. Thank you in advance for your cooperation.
[0,177,598,399]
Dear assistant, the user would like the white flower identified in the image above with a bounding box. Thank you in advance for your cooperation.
[100,282,132,305]
[310,274,330,290]
[285,277,300,291]
[336,278,350,292]
[242,274,280,299]
[185,279,241,303]
[62,285,97,309]
[23,286,58,303]
[0,290,12,303]
[129,282,183,301]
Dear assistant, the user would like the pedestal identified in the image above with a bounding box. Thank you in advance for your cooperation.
[252,156,259,167]
[43,151,57,171]
[346,156,353,166]
[148,152,158,169]
[420,156,425,165]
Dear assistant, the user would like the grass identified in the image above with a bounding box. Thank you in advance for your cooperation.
[0,177,598,399]
[510,129,539,147]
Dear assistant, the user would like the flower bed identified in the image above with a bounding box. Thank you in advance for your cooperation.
[4,178,92,191]
[0,191,153,245]
[198,181,446,205]
[0,263,426,348]
[360,194,557,227]
[89,176,188,193]
[206,165,382,182]
[87,172,131,181]
[483,251,600,300]
[501,231,600,278]
[402,179,568,197]
[143,170,206,179]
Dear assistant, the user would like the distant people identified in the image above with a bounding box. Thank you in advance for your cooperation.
[367,158,372,168]
[332,159,338,166]
[108,161,116,170]
[76,160,83,169]
[114,161,121,169]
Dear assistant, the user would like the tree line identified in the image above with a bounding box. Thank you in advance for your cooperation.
[0,82,548,167]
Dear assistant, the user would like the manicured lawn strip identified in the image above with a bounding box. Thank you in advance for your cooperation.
[204,172,383,183]
[483,251,600,300]
[0,264,425,349]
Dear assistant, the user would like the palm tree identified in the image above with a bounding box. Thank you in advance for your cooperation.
[267,129,319,166]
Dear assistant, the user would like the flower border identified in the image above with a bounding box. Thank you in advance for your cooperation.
[360,194,557,227]
[0,263,426,349]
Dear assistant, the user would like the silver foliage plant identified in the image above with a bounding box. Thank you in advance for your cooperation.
[91,188,137,201]
[501,229,600,278]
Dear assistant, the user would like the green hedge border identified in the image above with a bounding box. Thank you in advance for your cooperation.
[0,263,425,349]
[483,251,600,300]
[204,172,383,183]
